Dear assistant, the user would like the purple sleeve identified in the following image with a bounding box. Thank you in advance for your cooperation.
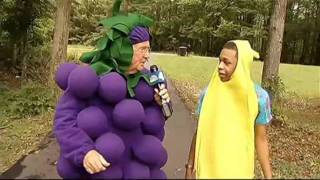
[54,91,95,167]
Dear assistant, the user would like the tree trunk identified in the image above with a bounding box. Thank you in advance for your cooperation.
[315,33,320,65]
[299,37,309,65]
[12,43,18,68]
[280,40,288,63]
[21,37,28,83]
[124,0,132,13]
[311,0,320,65]
[299,9,312,65]
[292,41,297,64]
[49,0,72,100]
[262,0,288,86]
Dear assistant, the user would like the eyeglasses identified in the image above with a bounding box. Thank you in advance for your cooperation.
[136,47,151,54]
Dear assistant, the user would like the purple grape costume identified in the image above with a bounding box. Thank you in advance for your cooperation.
[54,1,168,179]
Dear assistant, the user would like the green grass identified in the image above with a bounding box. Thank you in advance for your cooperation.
[68,44,94,53]
[152,53,217,89]
[152,53,320,98]
[67,45,94,61]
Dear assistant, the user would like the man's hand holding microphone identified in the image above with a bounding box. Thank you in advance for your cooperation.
[150,65,173,119]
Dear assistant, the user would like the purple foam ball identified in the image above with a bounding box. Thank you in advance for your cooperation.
[56,156,87,179]
[134,79,154,104]
[68,66,99,99]
[123,161,150,179]
[150,168,167,179]
[142,106,165,134]
[98,72,127,104]
[113,99,145,130]
[154,128,165,141]
[132,135,168,168]
[77,106,110,139]
[55,63,78,90]
[90,165,123,179]
[95,133,125,164]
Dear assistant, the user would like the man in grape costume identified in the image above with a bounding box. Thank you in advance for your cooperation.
[53,0,170,179]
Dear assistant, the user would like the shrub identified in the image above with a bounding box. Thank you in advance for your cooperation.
[4,84,54,119]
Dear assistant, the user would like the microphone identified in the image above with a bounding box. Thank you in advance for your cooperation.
[149,65,173,119]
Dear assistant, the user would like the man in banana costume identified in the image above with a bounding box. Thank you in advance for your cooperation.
[185,40,272,179]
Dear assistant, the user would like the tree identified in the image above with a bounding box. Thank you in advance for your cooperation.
[69,0,112,45]
[65,0,319,65]
[0,0,53,71]
[262,0,288,88]
[49,0,72,99]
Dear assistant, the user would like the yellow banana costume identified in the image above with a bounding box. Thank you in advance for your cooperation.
[194,40,260,178]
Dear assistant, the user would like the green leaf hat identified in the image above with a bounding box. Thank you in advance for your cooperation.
[79,0,154,97]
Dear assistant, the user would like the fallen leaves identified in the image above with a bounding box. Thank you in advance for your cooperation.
[0,112,53,173]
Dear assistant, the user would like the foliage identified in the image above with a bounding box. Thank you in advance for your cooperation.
[1,84,55,119]
[129,0,272,57]
[281,0,320,65]
[66,0,320,65]
[69,0,113,45]
[263,75,288,123]
[263,75,287,101]
[1,0,319,74]
[0,0,55,71]
[22,45,52,83]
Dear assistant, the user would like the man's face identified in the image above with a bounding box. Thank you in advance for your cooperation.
[218,48,238,82]
[127,41,150,74]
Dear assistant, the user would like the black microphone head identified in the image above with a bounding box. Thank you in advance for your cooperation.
[150,65,158,73]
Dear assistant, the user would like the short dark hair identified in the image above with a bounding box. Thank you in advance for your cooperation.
[222,41,238,58]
